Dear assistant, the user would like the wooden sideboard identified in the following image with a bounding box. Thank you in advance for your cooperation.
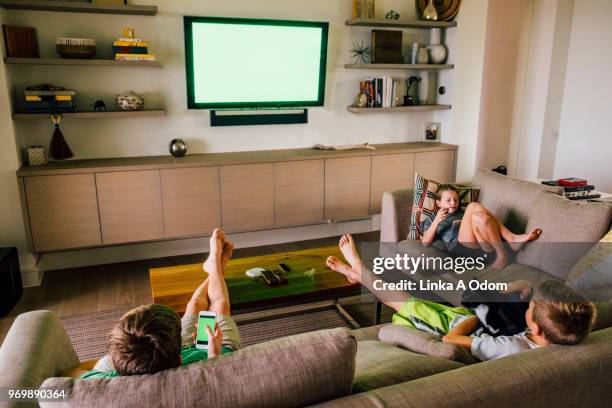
[17,142,458,252]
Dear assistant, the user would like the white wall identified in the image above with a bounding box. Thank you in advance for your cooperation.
[508,0,558,179]
[0,0,489,283]
[436,0,488,182]
[554,0,612,191]
[537,0,574,179]
[0,9,39,286]
[475,0,528,172]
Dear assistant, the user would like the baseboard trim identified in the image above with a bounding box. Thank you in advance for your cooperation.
[21,265,44,288]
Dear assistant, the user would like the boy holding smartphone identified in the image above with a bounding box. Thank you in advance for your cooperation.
[72,228,241,378]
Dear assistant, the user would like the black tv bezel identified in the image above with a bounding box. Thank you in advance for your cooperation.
[184,16,329,110]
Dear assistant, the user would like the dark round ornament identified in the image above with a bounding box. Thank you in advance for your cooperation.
[169,138,187,157]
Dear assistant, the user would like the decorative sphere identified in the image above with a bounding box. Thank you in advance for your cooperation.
[169,139,187,157]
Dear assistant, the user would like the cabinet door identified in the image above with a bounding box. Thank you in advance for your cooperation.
[274,160,324,227]
[24,174,101,252]
[414,150,456,183]
[161,167,221,239]
[370,154,415,214]
[96,170,164,244]
[220,163,274,232]
[324,156,371,221]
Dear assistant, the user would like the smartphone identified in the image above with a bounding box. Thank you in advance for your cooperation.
[196,311,217,350]
[278,263,291,273]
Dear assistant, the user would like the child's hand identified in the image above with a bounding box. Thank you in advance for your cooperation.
[504,279,533,300]
[206,324,223,358]
[434,208,449,224]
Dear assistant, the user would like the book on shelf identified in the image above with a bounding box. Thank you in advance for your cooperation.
[114,53,156,61]
[542,180,595,191]
[113,46,149,54]
[558,177,588,187]
[118,37,145,43]
[2,25,39,58]
[567,194,601,201]
[360,76,399,108]
[113,41,149,47]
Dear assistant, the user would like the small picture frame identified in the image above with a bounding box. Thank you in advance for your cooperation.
[422,122,441,142]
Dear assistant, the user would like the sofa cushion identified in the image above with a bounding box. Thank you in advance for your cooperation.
[594,301,612,331]
[566,229,612,291]
[408,174,479,240]
[351,324,387,342]
[353,340,463,393]
[471,169,562,233]
[378,325,478,364]
[516,193,612,280]
[313,327,612,408]
[40,328,356,408]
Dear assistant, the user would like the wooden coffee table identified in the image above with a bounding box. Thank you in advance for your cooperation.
[149,246,373,325]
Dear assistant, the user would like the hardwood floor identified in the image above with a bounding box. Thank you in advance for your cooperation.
[0,231,379,345]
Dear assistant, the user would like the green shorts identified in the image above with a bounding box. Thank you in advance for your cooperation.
[392,298,473,336]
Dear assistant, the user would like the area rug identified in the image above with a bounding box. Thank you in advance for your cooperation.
[60,300,394,361]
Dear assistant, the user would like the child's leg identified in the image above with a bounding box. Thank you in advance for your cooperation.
[326,235,410,312]
[458,203,508,269]
[460,203,542,251]
[206,229,231,316]
[184,278,210,316]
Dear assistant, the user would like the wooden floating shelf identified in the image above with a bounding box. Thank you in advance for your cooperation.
[346,18,457,29]
[13,110,166,119]
[347,105,452,113]
[345,63,453,70]
[4,57,161,67]
[0,0,157,15]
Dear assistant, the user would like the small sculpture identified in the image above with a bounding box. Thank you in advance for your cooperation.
[350,40,372,64]
[385,10,400,20]
[422,0,439,21]
[91,100,107,111]
[404,76,421,106]
[116,91,145,111]
[49,114,73,160]
[169,138,187,157]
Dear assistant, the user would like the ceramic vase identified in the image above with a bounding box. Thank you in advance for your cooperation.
[427,28,447,64]
[417,48,429,64]
[422,0,438,21]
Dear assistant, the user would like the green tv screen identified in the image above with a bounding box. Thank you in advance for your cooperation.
[184,16,329,109]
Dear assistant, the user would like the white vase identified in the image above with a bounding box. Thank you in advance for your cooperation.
[427,28,447,64]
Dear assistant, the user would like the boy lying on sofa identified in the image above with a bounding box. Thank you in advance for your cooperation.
[327,234,596,361]
[420,184,542,270]
[62,228,240,378]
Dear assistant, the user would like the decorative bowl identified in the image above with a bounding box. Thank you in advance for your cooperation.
[56,38,96,59]
[115,91,145,111]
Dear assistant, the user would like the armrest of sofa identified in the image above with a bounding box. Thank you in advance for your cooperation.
[0,311,79,392]
[380,189,414,243]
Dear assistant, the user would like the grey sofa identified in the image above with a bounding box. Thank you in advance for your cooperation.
[379,168,612,304]
[1,306,611,408]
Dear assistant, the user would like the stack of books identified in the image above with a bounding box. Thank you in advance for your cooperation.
[542,178,601,200]
[359,77,399,108]
[113,28,155,62]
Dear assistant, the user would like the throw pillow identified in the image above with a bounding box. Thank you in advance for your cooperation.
[408,174,480,240]
[378,325,478,364]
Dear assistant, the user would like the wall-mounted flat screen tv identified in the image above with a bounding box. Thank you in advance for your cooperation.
[184,16,329,109]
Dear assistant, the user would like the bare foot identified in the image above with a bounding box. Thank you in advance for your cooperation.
[221,240,234,270]
[490,250,508,270]
[203,228,224,274]
[339,235,362,270]
[509,228,542,252]
[326,256,360,284]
